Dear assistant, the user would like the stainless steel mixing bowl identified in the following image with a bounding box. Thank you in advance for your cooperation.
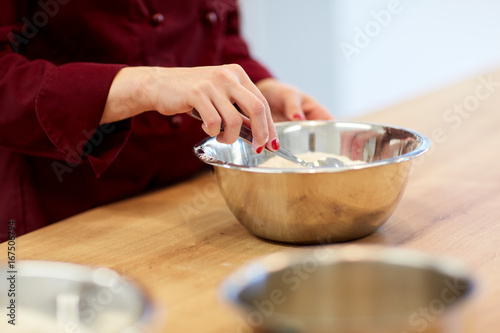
[219,245,474,333]
[0,261,157,333]
[194,121,430,244]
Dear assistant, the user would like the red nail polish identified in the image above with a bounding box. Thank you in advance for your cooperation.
[256,145,265,154]
[271,138,280,150]
[293,114,305,120]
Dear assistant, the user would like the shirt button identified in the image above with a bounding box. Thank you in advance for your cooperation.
[204,11,218,24]
[151,13,164,26]
[169,115,184,129]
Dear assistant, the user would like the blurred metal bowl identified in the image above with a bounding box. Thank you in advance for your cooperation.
[194,121,430,244]
[0,261,157,333]
[219,245,474,333]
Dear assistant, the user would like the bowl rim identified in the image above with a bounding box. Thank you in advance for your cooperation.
[193,120,431,174]
[218,245,474,330]
[1,260,158,332]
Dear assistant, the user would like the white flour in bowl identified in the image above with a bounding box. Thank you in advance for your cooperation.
[259,151,362,168]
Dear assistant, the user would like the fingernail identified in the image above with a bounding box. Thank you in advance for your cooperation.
[293,113,305,120]
[256,145,265,154]
[271,138,280,150]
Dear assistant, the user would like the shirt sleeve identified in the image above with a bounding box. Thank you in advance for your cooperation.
[222,5,273,83]
[0,15,131,177]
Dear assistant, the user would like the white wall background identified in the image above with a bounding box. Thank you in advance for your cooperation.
[239,0,500,119]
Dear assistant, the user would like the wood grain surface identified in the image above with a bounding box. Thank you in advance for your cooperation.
[2,69,500,332]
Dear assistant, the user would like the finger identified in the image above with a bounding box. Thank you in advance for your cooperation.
[193,97,222,137]
[230,87,270,152]
[262,103,280,152]
[282,92,306,121]
[228,64,271,110]
[211,96,243,144]
[228,67,279,151]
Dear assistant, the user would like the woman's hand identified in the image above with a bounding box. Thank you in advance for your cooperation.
[256,78,334,121]
[102,65,279,153]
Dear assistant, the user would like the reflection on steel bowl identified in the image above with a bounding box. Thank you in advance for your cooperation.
[194,121,431,244]
[219,245,474,333]
[0,261,157,333]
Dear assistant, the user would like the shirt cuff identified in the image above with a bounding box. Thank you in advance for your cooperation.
[35,62,130,177]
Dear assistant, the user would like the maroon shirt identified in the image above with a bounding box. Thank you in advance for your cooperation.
[0,0,272,241]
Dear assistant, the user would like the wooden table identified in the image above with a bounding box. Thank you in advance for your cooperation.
[2,70,500,332]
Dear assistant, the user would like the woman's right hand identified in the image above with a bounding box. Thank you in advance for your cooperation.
[102,65,279,153]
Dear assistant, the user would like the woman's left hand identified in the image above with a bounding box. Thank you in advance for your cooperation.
[256,78,334,121]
